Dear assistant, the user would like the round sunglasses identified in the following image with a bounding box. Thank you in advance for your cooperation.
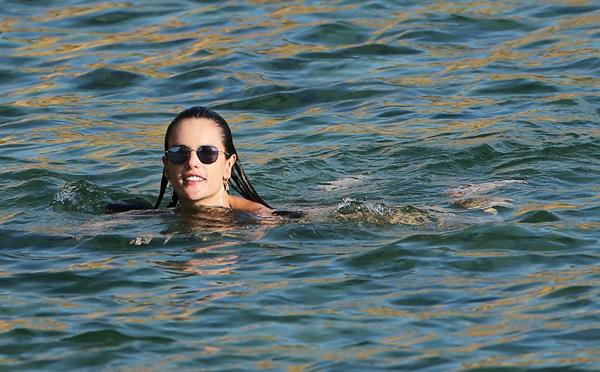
[165,145,230,165]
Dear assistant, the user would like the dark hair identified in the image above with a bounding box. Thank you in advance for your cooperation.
[154,106,272,209]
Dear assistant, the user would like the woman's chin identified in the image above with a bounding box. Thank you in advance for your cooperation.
[178,187,211,202]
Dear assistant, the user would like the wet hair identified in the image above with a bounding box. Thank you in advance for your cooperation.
[154,106,272,209]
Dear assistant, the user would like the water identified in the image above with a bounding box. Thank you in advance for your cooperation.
[1,0,599,370]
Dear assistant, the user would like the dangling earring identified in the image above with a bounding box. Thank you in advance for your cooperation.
[217,178,228,207]
[224,178,230,193]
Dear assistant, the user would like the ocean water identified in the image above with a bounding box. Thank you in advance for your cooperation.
[1,0,599,370]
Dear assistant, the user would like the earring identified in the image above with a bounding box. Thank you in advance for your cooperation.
[224,179,230,192]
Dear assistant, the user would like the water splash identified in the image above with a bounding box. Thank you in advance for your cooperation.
[445,179,527,213]
[446,179,527,198]
[51,180,111,214]
[330,198,433,226]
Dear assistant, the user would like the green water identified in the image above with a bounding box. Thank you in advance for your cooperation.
[1,0,599,370]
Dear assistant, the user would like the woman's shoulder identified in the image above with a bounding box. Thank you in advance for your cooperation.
[229,195,272,216]
[229,195,304,219]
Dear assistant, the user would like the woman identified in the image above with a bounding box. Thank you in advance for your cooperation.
[105,106,280,216]
[154,106,274,216]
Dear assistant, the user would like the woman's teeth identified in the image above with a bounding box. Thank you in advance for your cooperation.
[185,176,204,181]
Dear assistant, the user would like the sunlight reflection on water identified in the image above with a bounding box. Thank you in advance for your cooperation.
[1,0,599,370]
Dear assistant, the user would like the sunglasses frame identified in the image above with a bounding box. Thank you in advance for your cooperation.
[165,145,230,165]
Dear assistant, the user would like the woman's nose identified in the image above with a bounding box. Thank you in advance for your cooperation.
[187,149,202,167]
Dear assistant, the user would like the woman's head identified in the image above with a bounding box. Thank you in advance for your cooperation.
[163,114,237,208]
[162,106,235,157]
[154,106,271,209]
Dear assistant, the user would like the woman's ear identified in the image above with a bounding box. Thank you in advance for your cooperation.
[224,154,237,179]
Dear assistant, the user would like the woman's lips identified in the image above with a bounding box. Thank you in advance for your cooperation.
[183,174,206,183]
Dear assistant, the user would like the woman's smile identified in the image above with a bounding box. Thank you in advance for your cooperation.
[182,174,206,183]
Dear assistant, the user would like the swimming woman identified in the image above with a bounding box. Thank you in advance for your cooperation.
[106,106,281,217]
[154,106,274,216]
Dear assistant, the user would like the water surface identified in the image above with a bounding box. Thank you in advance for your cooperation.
[1,0,599,370]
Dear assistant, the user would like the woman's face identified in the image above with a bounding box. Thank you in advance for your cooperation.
[163,117,236,208]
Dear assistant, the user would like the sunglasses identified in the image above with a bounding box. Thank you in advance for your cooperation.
[165,145,230,165]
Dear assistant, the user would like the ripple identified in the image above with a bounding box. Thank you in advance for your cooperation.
[518,210,561,224]
[555,327,600,341]
[426,144,504,172]
[542,285,593,299]
[516,38,560,50]
[85,10,150,25]
[215,85,386,113]
[402,224,592,252]
[449,14,533,32]
[294,21,370,46]
[51,7,174,29]
[0,268,161,295]
[74,68,145,90]
[91,37,196,52]
[344,244,418,272]
[338,43,423,56]
[62,329,173,346]
[396,29,462,43]
[391,293,448,307]
[472,78,558,96]
[0,228,75,250]
[258,57,310,72]
[0,68,27,86]
[532,5,600,18]
[158,67,226,94]
[51,180,111,214]
[0,104,27,118]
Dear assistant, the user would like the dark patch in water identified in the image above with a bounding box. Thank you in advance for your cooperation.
[449,14,533,32]
[215,86,385,112]
[339,43,422,56]
[396,29,462,43]
[62,329,173,346]
[75,68,145,90]
[472,79,558,96]
[295,22,370,45]
[518,210,561,224]
[344,244,416,271]
[89,11,145,24]
[542,285,593,299]
[0,104,27,118]
[532,5,600,18]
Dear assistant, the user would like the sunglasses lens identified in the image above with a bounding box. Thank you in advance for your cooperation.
[166,146,221,165]
[166,146,188,164]
[196,146,219,164]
